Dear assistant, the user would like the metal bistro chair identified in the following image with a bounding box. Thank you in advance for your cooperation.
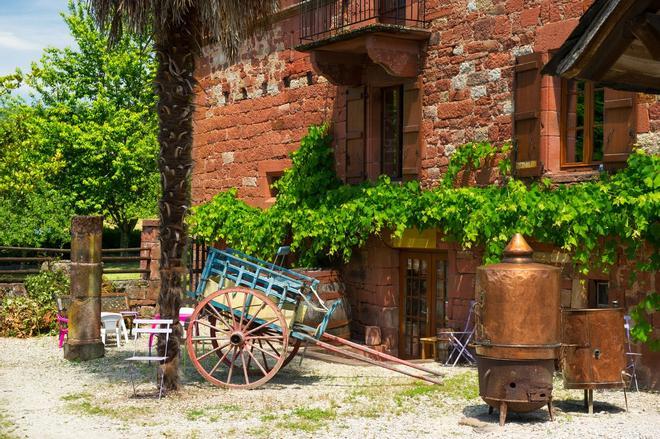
[125,318,173,399]
[439,300,477,367]
[623,315,642,391]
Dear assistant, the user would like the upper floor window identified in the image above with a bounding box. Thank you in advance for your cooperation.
[344,82,421,183]
[562,80,605,165]
[513,52,639,177]
[382,85,403,179]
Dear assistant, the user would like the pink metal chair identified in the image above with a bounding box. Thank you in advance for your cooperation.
[57,314,69,349]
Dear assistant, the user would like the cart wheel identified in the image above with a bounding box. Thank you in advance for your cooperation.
[206,316,300,369]
[187,287,289,389]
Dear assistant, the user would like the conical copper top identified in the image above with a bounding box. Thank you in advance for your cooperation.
[502,233,533,263]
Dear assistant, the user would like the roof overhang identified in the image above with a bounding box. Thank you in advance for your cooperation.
[543,0,660,94]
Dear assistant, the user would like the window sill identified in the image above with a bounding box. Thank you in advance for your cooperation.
[544,169,602,184]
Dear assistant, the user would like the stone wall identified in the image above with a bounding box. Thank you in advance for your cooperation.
[192,0,660,207]
[190,1,659,386]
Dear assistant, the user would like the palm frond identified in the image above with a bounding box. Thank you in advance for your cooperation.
[86,0,278,60]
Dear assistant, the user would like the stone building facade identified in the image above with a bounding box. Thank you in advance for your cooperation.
[191,1,659,387]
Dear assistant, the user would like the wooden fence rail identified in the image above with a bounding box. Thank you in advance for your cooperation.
[0,246,152,279]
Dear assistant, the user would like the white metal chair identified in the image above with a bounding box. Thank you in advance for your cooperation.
[125,318,173,399]
[438,300,477,367]
[100,312,129,346]
[623,315,641,391]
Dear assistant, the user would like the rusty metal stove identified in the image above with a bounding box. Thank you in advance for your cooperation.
[474,234,560,425]
[561,307,627,413]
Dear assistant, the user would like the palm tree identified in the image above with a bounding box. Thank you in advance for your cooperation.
[87,0,279,390]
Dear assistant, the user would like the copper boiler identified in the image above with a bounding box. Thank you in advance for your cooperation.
[561,308,627,412]
[474,234,561,425]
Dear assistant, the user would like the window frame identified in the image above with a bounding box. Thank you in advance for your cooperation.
[380,84,404,180]
[560,79,605,168]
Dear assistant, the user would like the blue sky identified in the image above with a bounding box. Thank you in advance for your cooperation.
[0,0,73,96]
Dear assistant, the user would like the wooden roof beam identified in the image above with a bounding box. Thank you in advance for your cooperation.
[630,13,660,61]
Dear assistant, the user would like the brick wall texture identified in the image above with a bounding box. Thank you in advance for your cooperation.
[189,0,659,386]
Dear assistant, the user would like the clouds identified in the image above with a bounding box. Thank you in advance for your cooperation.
[0,1,73,77]
[0,31,42,52]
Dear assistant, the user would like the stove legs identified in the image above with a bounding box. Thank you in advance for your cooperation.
[584,389,594,414]
[548,397,554,421]
[499,401,508,426]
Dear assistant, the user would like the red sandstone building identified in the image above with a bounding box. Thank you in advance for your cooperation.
[191,1,658,385]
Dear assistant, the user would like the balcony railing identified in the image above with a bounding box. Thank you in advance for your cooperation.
[299,0,428,44]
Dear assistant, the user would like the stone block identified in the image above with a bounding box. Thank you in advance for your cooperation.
[63,341,104,361]
[70,263,102,298]
[365,326,382,346]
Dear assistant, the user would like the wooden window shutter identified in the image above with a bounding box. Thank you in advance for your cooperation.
[603,88,636,163]
[402,81,421,180]
[345,86,366,182]
[513,52,543,177]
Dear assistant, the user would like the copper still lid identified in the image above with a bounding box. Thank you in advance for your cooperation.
[501,233,533,263]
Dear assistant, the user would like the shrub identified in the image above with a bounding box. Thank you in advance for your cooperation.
[0,296,46,337]
[0,269,69,337]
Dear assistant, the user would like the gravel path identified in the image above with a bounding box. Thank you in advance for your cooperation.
[0,336,658,439]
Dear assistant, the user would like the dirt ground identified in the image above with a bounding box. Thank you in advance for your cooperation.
[0,336,658,438]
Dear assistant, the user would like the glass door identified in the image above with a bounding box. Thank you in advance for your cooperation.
[399,251,447,359]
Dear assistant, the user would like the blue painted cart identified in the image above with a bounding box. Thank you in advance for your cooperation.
[186,247,443,389]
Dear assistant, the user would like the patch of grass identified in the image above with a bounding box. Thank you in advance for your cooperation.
[211,403,241,412]
[0,408,19,439]
[63,394,150,421]
[292,407,336,422]
[260,413,277,422]
[67,400,114,417]
[269,406,338,433]
[185,409,205,421]
[393,381,441,406]
[246,426,270,438]
[440,371,479,400]
[60,392,92,401]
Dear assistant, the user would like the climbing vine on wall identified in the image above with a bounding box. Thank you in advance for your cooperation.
[189,124,659,346]
[191,123,658,269]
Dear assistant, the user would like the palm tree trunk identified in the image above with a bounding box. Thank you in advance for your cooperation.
[154,24,195,391]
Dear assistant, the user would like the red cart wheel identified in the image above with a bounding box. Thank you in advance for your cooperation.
[206,312,300,369]
[187,287,289,389]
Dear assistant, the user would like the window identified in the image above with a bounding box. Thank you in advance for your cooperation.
[344,81,419,184]
[266,172,283,198]
[562,80,605,166]
[513,52,638,176]
[588,280,609,308]
[381,85,404,179]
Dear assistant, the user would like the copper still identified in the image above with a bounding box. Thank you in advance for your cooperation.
[561,308,627,413]
[474,234,561,425]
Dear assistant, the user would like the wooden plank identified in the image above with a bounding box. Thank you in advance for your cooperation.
[0,257,53,262]
[631,17,660,61]
[0,246,70,253]
[102,268,150,274]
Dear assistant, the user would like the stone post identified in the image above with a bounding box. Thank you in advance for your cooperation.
[64,216,105,361]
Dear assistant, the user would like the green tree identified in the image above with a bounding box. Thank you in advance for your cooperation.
[0,81,71,246]
[23,1,159,248]
[87,0,279,390]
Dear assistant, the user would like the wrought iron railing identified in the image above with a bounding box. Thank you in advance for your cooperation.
[299,0,428,43]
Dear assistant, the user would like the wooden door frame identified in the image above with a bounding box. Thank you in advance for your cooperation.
[398,250,447,359]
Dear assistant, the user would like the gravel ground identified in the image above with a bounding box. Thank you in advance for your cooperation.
[0,336,658,439]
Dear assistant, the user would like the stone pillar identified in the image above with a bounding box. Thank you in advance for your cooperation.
[64,216,105,361]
